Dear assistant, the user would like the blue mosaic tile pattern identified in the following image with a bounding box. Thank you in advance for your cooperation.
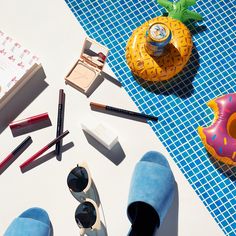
[65,0,236,235]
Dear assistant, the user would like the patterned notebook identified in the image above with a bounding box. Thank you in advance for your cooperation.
[0,30,40,108]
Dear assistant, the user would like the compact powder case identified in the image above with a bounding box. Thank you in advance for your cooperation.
[65,38,109,95]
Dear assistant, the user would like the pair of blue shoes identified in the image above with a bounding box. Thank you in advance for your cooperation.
[3,151,174,236]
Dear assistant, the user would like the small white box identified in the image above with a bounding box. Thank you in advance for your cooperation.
[81,119,118,150]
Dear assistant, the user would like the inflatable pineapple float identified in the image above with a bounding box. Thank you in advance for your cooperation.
[126,0,202,82]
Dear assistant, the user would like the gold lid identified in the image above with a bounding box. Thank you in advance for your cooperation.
[148,23,170,42]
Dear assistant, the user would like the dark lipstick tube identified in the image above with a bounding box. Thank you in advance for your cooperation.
[9,113,49,130]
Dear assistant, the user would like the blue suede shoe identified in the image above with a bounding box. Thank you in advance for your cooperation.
[127,151,175,236]
[4,207,51,236]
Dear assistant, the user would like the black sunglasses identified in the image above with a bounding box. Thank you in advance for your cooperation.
[67,163,101,234]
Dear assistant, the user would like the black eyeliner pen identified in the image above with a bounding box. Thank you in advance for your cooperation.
[90,102,158,122]
[0,136,32,169]
[55,89,65,156]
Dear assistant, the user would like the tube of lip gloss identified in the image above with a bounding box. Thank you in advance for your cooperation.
[9,113,49,130]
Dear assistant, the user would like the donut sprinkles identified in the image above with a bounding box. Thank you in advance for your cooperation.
[198,93,236,166]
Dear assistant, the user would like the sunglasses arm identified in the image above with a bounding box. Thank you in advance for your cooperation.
[79,228,85,235]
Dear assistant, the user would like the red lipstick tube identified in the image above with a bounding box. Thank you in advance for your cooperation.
[9,113,49,130]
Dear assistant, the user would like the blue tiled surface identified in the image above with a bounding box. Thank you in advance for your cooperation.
[65,0,236,235]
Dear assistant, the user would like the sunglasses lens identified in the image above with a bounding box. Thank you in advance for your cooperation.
[67,166,89,192]
[75,201,97,228]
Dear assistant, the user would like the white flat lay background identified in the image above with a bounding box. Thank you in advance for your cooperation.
[0,1,225,236]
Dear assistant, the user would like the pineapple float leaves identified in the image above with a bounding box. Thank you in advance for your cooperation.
[158,0,203,23]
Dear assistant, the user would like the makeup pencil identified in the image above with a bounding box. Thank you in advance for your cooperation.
[0,136,32,169]
[55,89,65,156]
[20,130,69,169]
[90,102,158,122]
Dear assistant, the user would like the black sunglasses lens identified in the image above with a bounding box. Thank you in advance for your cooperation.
[67,166,89,192]
[75,201,97,228]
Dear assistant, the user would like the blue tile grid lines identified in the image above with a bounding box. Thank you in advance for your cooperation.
[65,0,236,235]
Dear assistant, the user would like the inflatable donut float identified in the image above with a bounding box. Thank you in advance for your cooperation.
[198,94,236,166]
[126,16,192,82]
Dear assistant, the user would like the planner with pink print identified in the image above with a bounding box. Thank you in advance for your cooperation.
[0,30,44,109]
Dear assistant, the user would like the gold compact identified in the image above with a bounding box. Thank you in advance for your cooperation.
[65,38,109,96]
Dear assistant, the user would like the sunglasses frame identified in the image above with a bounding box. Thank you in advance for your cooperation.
[67,162,101,235]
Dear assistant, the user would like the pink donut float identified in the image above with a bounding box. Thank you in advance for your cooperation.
[198,93,236,165]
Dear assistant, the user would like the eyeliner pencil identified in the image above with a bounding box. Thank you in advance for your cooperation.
[55,89,65,156]
[0,136,32,169]
[20,130,69,169]
[90,102,158,122]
